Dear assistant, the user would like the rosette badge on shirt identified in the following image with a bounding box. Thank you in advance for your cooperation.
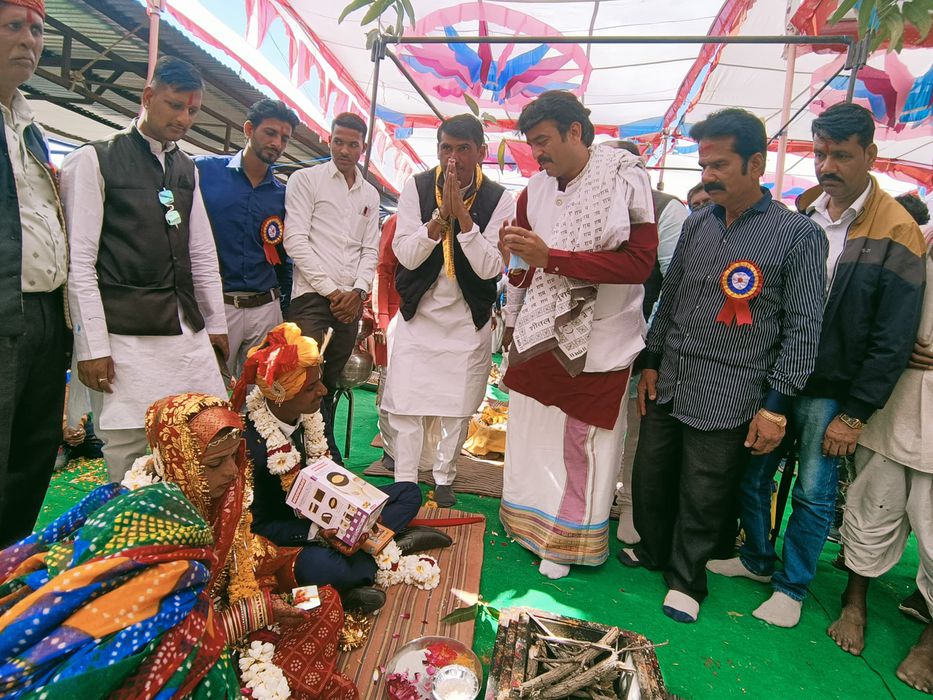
[716,260,763,326]
[261,215,285,265]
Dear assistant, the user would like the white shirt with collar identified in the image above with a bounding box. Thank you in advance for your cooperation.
[1,90,67,292]
[283,159,380,300]
[60,122,226,430]
[809,180,872,290]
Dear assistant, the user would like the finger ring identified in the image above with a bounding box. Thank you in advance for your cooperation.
[97,377,109,384]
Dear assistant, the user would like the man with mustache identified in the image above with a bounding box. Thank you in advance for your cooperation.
[61,56,228,483]
[283,112,379,464]
[620,108,827,624]
[498,92,656,580]
[709,102,927,628]
[195,99,299,377]
[0,0,71,545]
[381,114,513,507]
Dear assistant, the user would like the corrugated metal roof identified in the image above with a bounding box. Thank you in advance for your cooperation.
[25,0,331,173]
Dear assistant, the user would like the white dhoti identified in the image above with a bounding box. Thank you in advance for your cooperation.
[842,446,933,617]
[381,269,491,486]
[500,390,627,566]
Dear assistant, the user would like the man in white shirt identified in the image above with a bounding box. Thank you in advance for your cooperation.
[61,56,228,483]
[0,0,70,545]
[381,115,513,507]
[283,112,380,464]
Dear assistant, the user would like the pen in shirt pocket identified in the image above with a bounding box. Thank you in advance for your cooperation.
[362,205,369,216]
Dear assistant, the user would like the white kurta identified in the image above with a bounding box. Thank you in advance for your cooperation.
[61,126,227,431]
[381,177,513,418]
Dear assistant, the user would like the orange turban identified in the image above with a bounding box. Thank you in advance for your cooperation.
[5,0,45,16]
[231,322,322,410]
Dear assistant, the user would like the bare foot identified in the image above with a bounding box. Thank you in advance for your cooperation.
[896,625,933,694]
[827,604,866,656]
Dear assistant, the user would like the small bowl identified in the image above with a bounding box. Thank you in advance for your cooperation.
[384,635,482,700]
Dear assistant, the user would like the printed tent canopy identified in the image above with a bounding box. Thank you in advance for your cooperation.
[160,0,931,195]
[161,0,724,193]
[653,0,933,190]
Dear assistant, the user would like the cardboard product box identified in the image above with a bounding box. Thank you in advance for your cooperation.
[286,457,389,547]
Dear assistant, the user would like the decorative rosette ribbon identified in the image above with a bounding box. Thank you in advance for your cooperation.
[716,260,763,326]
[260,215,284,265]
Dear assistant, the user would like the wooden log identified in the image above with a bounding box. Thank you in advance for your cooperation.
[537,655,622,699]
[517,627,620,694]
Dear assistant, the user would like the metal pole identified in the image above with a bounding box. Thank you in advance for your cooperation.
[844,32,871,103]
[142,0,164,118]
[657,132,669,191]
[145,0,164,85]
[385,47,445,120]
[773,43,798,202]
[385,33,852,47]
[362,35,385,181]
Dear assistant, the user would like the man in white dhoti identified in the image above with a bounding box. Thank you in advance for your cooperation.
[381,115,513,507]
[499,90,657,580]
[62,57,227,482]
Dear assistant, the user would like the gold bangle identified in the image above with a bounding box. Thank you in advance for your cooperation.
[757,408,787,427]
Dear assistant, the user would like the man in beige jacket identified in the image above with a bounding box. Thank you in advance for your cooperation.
[827,243,933,694]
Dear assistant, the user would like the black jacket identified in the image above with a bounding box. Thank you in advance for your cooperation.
[797,181,927,421]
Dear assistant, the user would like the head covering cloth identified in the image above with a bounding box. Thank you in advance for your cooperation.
[3,0,45,17]
[232,322,323,410]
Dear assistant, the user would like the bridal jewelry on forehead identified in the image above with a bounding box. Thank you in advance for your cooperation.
[207,427,242,449]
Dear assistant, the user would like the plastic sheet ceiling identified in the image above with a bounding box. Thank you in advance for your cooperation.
[160,0,931,195]
[664,0,933,188]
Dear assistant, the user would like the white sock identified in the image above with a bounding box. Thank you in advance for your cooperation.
[539,559,571,579]
[662,590,700,623]
[753,591,802,628]
[616,507,641,544]
[706,557,771,583]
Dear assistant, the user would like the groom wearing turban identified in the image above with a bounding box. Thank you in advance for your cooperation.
[237,323,451,613]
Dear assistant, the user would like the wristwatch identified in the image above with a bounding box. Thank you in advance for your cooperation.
[837,413,864,430]
[353,287,367,300]
[757,408,787,428]
[431,207,444,223]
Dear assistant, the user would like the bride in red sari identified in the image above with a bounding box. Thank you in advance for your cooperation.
[120,392,359,699]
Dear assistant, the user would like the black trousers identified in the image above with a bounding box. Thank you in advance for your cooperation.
[632,400,749,602]
[0,291,68,547]
[286,292,358,464]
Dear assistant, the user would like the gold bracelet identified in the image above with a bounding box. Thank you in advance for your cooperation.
[757,408,787,427]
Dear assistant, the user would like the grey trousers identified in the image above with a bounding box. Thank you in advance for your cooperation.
[88,389,149,483]
[224,300,283,377]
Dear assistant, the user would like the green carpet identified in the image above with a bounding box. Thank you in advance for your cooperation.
[38,388,928,699]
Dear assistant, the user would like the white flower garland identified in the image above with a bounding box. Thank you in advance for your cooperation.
[121,449,166,490]
[238,641,290,700]
[245,386,328,475]
[374,541,442,591]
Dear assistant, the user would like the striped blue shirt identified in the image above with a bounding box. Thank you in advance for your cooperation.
[643,188,828,431]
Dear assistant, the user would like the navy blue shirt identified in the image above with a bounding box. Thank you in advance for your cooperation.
[195,151,289,295]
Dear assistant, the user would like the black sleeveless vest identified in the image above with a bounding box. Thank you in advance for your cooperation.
[91,127,204,336]
[395,170,505,330]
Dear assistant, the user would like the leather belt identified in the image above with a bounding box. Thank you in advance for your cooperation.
[223,288,280,309]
